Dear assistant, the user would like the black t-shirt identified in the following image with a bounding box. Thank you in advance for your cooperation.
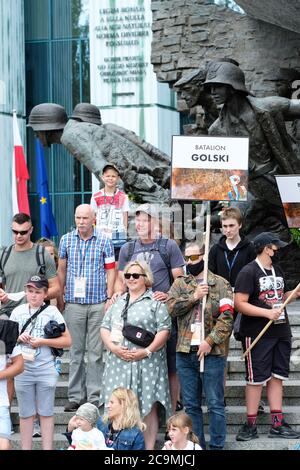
[234,260,291,338]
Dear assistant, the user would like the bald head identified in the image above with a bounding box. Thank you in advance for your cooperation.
[75,204,95,239]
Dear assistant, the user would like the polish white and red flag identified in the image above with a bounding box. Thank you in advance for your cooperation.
[12,110,30,215]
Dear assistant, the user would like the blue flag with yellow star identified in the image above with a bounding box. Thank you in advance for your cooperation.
[35,138,58,237]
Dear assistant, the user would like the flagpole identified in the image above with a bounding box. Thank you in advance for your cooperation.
[199,201,211,372]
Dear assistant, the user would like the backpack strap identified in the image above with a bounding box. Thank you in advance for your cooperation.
[19,303,48,336]
[155,237,172,284]
[35,244,46,275]
[0,245,13,276]
[126,240,136,263]
[156,237,171,271]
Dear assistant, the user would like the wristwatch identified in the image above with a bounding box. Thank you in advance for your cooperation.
[145,348,152,358]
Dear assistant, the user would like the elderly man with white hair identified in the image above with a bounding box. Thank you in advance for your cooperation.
[58,204,115,412]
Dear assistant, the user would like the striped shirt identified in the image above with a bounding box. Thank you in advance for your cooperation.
[58,229,115,304]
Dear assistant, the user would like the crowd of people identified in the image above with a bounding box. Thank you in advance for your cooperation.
[1,162,300,451]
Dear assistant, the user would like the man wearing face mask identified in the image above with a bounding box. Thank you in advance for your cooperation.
[235,232,300,441]
[167,241,234,450]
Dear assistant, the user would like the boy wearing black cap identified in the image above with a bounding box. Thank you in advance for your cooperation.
[10,275,72,449]
[90,163,129,260]
[234,232,300,441]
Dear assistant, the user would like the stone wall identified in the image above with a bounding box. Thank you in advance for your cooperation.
[236,0,300,34]
[151,0,300,97]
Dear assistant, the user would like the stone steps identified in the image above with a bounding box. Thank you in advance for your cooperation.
[10,431,300,451]
[10,302,300,450]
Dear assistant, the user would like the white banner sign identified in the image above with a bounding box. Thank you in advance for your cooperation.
[172,135,249,170]
[275,175,300,202]
[89,0,156,107]
[275,175,300,228]
[171,136,249,201]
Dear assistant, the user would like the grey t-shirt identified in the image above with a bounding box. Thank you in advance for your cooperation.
[118,238,184,293]
[0,244,57,315]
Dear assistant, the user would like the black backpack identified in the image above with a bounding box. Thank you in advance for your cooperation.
[126,237,172,283]
[0,244,46,279]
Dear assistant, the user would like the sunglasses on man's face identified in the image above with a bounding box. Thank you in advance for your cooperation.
[184,253,204,262]
[12,229,31,236]
[124,273,146,280]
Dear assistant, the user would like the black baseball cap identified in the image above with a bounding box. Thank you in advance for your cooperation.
[25,275,49,289]
[102,163,120,175]
[253,232,288,251]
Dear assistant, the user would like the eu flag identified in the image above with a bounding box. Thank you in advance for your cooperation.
[35,138,58,237]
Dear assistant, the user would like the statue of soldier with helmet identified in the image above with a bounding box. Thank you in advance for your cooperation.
[175,61,300,239]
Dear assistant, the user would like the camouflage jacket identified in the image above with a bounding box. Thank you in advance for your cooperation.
[167,271,234,356]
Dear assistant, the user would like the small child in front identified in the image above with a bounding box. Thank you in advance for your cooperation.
[162,412,202,451]
[68,403,108,450]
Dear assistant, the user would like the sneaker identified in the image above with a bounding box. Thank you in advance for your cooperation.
[268,420,300,439]
[64,401,80,412]
[175,401,183,412]
[236,422,259,441]
[32,419,41,438]
[258,400,265,415]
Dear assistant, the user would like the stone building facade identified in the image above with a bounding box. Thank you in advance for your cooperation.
[151,0,300,98]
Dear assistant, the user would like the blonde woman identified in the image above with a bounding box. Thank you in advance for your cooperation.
[67,387,145,450]
[100,261,172,449]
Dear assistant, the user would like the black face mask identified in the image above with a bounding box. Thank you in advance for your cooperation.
[186,259,204,277]
[270,251,280,263]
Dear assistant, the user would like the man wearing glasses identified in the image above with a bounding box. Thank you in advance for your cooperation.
[115,203,185,415]
[167,240,234,450]
[0,213,60,317]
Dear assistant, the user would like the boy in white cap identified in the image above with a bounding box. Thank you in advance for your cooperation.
[68,403,107,450]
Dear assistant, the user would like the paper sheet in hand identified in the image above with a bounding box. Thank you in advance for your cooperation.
[7,292,26,301]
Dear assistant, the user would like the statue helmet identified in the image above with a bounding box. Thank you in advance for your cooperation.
[204,62,253,95]
[27,103,68,131]
[70,103,102,125]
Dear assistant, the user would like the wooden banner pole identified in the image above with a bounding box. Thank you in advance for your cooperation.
[200,201,211,372]
[242,282,300,359]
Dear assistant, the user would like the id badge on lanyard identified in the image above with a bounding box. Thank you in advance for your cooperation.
[273,302,286,324]
[74,277,87,299]
[110,321,124,344]
[22,345,36,362]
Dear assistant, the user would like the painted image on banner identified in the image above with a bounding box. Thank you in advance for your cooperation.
[171,168,247,201]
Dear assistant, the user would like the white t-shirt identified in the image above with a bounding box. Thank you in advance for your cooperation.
[90,189,129,240]
[69,427,108,450]
[10,304,65,371]
[0,345,22,407]
[162,440,202,450]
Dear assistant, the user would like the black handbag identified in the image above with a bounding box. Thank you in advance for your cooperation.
[121,293,155,348]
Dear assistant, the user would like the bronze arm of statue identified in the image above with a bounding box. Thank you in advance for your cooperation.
[28,103,171,204]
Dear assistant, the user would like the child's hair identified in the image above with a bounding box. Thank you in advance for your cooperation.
[36,237,58,268]
[103,387,146,432]
[220,206,243,225]
[167,412,199,445]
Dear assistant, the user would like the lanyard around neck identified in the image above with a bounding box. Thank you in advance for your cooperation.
[224,250,239,271]
[255,258,280,300]
[104,190,117,205]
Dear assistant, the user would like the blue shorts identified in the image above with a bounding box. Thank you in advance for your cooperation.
[0,406,11,440]
[15,366,59,418]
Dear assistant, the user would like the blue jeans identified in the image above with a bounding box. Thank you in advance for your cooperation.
[176,352,227,450]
